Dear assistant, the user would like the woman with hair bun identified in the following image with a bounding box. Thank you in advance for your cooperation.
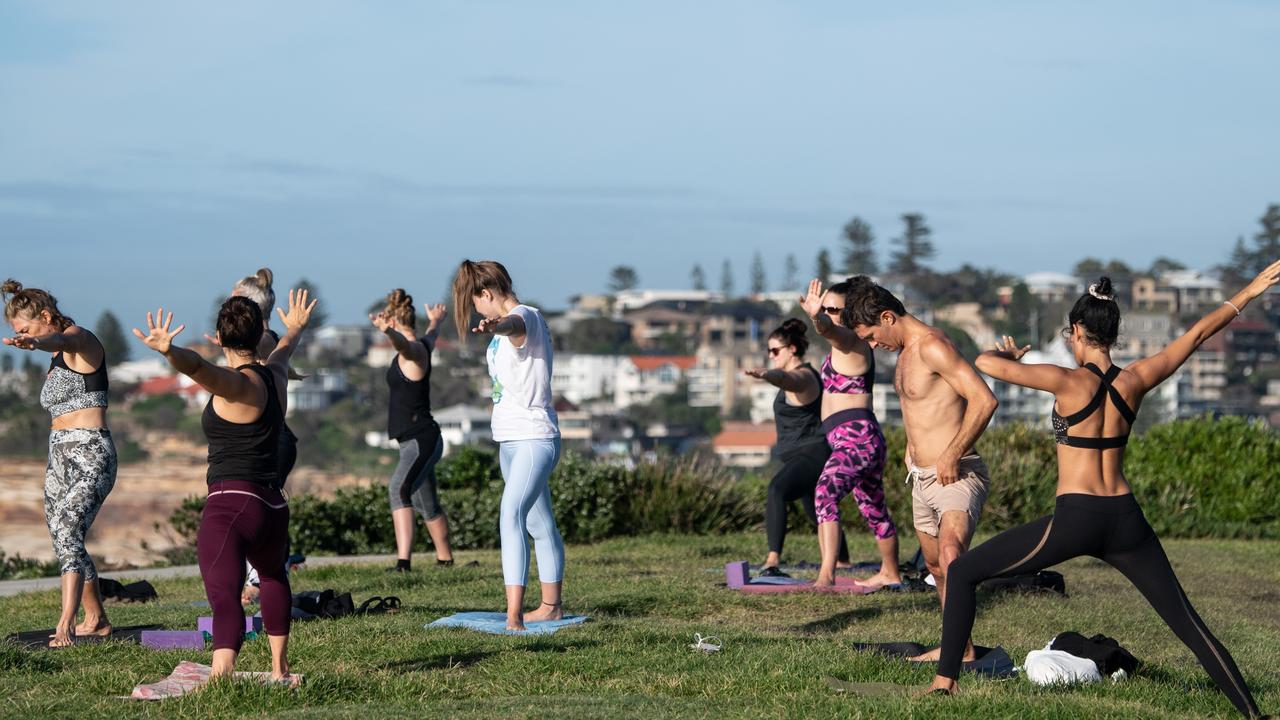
[3,279,116,647]
[744,318,850,575]
[136,289,316,681]
[452,259,564,632]
[927,267,1280,718]
[370,288,453,572]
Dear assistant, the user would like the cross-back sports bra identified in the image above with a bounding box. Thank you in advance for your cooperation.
[1051,363,1136,450]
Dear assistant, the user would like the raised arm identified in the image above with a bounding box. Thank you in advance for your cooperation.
[133,308,258,402]
[797,279,863,352]
[422,303,446,348]
[1128,260,1280,391]
[3,324,96,356]
[268,289,317,372]
[371,310,428,364]
[475,311,527,347]
[975,335,1073,394]
[922,334,999,485]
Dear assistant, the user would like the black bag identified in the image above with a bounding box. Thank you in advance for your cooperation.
[1050,631,1141,675]
[981,570,1066,596]
[99,578,158,603]
[292,590,356,620]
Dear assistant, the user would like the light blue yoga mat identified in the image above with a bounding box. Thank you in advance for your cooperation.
[426,612,590,636]
[747,576,810,586]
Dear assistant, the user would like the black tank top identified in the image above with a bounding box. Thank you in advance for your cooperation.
[203,364,283,486]
[773,363,826,458]
[386,342,437,441]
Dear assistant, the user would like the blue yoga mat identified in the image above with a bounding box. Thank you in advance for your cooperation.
[426,612,590,636]
[747,576,810,586]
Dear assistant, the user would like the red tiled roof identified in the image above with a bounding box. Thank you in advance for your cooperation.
[136,375,181,395]
[630,355,697,371]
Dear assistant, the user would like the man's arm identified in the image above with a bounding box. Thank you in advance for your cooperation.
[920,334,998,485]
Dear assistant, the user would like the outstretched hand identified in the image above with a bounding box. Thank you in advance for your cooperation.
[472,317,503,334]
[276,288,318,333]
[369,311,393,333]
[1245,259,1280,299]
[743,368,768,380]
[798,279,825,318]
[132,308,186,354]
[2,335,38,351]
[992,335,1031,361]
[424,303,447,326]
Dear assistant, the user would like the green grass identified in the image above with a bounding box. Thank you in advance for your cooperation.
[1,532,1277,719]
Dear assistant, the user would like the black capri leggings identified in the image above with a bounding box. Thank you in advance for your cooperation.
[766,444,849,563]
[939,493,1260,718]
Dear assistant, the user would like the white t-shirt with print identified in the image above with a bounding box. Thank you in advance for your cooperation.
[486,304,559,442]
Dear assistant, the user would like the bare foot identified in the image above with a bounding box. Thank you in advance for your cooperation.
[855,571,902,590]
[74,618,112,637]
[921,677,957,696]
[524,602,563,623]
[835,561,853,570]
[506,613,526,632]
[910,643,976,663]
[814,573,836,587]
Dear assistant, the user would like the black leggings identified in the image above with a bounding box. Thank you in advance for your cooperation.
[766,444,849,563]
[939,493,1259,718]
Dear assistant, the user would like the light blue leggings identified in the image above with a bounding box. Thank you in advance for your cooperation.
[499,437,564,586]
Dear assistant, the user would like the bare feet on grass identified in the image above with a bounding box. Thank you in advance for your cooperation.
[524,602,563,623]
[908,642,976,664]
[74,617,112,637]
[854,570,902,590]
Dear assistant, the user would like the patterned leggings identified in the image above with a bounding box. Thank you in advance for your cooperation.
[45,429,117,579]
[814,409,894,539]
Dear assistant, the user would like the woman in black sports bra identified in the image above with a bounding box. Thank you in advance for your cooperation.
[926,267,1280,718]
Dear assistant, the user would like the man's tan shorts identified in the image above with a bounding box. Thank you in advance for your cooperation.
[909,454,991,537]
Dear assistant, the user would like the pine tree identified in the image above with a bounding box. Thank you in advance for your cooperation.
[841,216,878,274]
[750,251,767,295]
[94,311,130,365]
[888,213,934,276]
[690,263,707,290]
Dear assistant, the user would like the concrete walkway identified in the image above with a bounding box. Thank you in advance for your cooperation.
[0,554,396,598]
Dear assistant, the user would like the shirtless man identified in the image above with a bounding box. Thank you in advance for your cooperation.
[845,277,998,662]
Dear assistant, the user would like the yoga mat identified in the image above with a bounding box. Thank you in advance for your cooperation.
[426,611,589,636]
[739,576,878,595]
[141,631,205,650]
[197,615,263,635]
[5,624,163,651]
[129,660,302,700]
[851,642,1016,678]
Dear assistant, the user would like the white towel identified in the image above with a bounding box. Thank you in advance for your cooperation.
[1024,642,1102,686]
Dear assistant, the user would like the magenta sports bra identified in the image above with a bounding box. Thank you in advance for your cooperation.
[821,352,874,395]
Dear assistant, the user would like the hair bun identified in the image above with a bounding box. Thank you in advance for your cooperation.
[781,317,808,337]
[254,268,274,289]
[0,279,21,297]
[1088,276,1115,302]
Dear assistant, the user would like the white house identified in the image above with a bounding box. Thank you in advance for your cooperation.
[712,422,776,468]
[286,369,349,413]
[614,355,696,408]
[551,354,627,404]
[435,404,493,454]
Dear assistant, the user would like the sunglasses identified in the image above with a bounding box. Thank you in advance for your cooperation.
[767,346,785,357]
[821,306,844,315]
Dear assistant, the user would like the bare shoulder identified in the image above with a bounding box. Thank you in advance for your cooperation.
[917,330,962,366]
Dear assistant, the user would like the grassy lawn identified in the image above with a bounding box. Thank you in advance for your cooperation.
[1,532,1276,719]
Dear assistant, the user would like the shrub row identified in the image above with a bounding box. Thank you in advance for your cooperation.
[168,416,1280,557]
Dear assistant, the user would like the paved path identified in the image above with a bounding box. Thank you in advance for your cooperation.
[0,554,396,598]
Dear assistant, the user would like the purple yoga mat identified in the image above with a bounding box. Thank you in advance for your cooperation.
[196,615,263,635]
[141,630,206,650]
[739,577,877,595]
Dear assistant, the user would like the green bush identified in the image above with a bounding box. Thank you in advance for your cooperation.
[0,552,61,581]
[167,416,1280,557]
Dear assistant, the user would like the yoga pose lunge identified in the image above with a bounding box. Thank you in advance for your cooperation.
[452,259,564,631]
[845,276,998,662]
[371,288,453,572]
[798,278,901,589]
[744,318,850,574]
[136,289,316,681]
[926,267,1280,719]
[204,269,302,604]
[3,280,116,647]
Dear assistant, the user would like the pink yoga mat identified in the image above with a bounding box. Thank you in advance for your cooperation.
[739,577,877,595]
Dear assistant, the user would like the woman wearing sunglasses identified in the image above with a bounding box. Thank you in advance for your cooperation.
[798,279,901,589]
[744,318,851,576]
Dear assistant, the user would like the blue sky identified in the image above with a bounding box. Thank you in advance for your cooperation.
[2,1,1278,349]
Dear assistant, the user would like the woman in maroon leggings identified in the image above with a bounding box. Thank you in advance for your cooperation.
[135,289,316,681]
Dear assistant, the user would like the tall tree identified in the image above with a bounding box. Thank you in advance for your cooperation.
[750,251,767,295]
[814,249,833,283]
[1148,257,1186,276]
[720,259,734,297]
[888,213,934,276]
[608,265,639,293]
[94,311,130,365]
[1227,235,1255,281]
[690,263,707,290]
[294,278,327,329]
[1073,258,1105,279]
[1253,203,1280,271]
[841,216,878,275]
[782,254,799,291]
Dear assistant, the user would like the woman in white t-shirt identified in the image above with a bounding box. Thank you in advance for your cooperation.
[452,259,565,631]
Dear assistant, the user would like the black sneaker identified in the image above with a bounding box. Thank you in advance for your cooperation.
[759,566,790,578]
